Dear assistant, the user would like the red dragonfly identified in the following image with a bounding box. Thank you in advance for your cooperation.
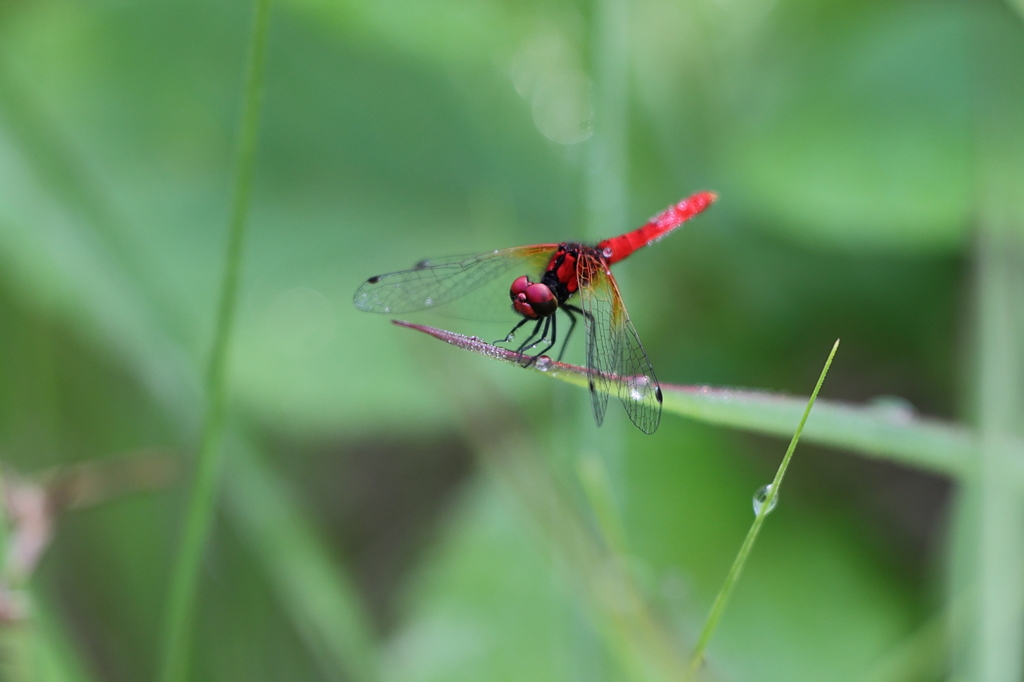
[354,191,716,434]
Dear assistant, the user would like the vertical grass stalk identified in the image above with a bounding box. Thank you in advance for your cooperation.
[577,1,631,673]
[688,339,839,676]
[950,29,1024,680]
[157,1,272,680]
[960,179,1024,681]
[581,0,630,508]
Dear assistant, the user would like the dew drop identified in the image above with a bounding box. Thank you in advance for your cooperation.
[383,306,391,313]
[753,485,778,516]
[424,297,433,306]
[602,246,613,259]
[535,356,552,371]
[507,333,515,342]
[869,395,915,423]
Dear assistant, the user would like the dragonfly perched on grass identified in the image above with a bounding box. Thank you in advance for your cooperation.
[354,191,717,434]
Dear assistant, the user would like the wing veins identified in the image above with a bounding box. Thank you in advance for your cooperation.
[354,245,556,314]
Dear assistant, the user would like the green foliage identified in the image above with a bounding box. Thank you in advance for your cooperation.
[158,1,272,680]
[0,0,1022,680]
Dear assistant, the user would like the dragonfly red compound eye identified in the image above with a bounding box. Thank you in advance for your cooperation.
[510,275,531,298]
[510,276,557,319]
[353,190,717,434]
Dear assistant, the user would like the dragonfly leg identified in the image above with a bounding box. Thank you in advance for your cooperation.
[514,318,546,358]
[495,317,532,345]
[529,314,558,361]
[557,304,585,362]
[518,317,562,367]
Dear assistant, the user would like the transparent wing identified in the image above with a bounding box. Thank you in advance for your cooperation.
[576,254,618,428]
[353,245,557,314]
[576,253,662,434]
[614,296,662,435]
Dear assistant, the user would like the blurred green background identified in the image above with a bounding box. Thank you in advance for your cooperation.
[0,0,1022,680]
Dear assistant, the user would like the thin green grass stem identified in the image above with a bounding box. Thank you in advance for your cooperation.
[157,1,271,680]
[569,4,632,673]
[580,0,630,500]
[688,339,839,677]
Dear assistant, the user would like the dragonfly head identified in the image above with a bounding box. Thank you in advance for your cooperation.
[510,275,557,319]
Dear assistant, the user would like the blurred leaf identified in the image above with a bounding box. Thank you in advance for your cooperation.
[390,418,923,681]
[382,481,578,682]
[638,0,974,251]
[0,594,97,682]
[224,439,380,682]
[284,0,527,68]
[852,610,946,682]
[0,13,385,672]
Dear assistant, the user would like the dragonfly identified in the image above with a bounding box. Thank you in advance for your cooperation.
[353,191,716,434]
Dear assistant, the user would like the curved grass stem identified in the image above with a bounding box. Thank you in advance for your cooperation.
[687,339,840,677]
[157,1,271,680]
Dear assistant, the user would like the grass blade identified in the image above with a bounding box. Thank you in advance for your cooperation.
[394,321,1009,480]
[687,339,839,676]
[950,140,1024,681]
[157,1,272,680]
[661,384,981,479]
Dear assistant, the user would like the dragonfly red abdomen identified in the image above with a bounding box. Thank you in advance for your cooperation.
[598,191,717,265]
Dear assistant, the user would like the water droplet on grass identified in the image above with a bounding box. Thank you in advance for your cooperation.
[753,485,777,516]
[535,356,552,371]
[868,395,915,423]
